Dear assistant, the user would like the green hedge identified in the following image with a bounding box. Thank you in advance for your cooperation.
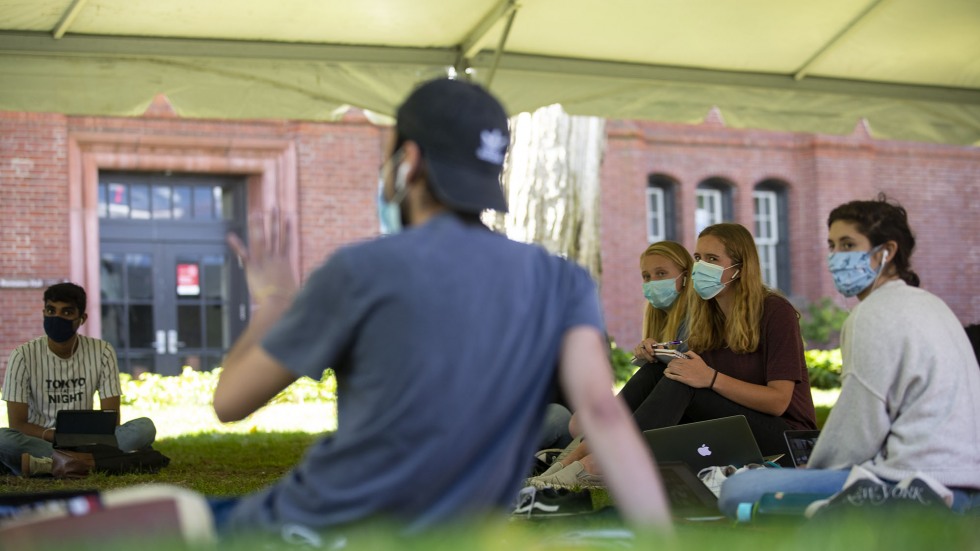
[117,344,842,408]
[806,348,843,390]
[611,342,844,390]
[119,367,337,408]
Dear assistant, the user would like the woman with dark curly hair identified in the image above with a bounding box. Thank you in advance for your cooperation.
[719,194,980,518]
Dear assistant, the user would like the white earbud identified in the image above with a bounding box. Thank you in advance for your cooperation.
[882,250,889,263]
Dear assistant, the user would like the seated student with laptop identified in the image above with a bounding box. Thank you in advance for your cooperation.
[629,224,817,465]
[0,283,156,477]
[532,229,817,491]
[530,240,695,489]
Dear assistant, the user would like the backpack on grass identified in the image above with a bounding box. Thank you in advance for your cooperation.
[52,444,170,478]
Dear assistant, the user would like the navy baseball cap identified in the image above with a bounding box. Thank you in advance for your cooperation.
[396,79,510,213]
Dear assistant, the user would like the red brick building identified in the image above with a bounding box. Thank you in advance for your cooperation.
[601,117,980,349]
[2,108,978,377]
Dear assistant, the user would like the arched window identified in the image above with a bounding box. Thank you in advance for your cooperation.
[695,177,734,235]
[647,174,678,242]
[753,180,790,292]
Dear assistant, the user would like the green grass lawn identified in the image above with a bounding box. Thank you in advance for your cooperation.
[6,392,977,550]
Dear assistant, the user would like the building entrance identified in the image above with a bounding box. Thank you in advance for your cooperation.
[98,172,247,375]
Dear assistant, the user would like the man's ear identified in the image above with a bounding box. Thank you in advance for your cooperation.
[78,312,88,326]
[400,141,423,185]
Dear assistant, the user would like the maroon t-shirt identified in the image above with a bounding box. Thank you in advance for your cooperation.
[699,294,817,430]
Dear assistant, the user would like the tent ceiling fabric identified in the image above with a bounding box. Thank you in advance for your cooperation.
[1,0,978,145]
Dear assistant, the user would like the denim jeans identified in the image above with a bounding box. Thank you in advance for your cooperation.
[718,467,980,518]
[0,417,157,475]
[538,403,572,451]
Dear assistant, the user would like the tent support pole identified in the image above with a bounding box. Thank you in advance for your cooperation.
[52,0,90,39]
[794,0,887,81]
[454,0,519,80]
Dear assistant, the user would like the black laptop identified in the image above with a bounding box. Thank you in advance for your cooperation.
[642,415,765,472]
[657,461,723,520]
[783,430,821,468]
[54,410,119,448]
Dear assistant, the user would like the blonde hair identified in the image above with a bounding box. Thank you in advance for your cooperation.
[686,223,785,354]
[640,241,694,343]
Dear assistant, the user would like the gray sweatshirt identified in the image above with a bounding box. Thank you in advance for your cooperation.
[808,279,980,490]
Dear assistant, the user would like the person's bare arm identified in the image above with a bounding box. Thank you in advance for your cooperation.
[6,401,53,441]
[214,209,300,423]
[558,326,672,530]
[100,395,122,426]
[214,325,297,423]
[663,350,794,416]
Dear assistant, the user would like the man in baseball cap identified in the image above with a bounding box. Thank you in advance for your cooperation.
[213,78,670,539]
[377,78,510,234]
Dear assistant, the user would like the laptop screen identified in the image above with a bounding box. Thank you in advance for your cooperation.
[783,430,821,468]
[54,410,119,448]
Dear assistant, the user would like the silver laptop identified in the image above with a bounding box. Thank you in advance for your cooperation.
[642,415,764,472]
[54,410,119,448]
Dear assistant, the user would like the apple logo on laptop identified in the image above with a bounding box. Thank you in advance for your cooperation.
[697,444,712,457]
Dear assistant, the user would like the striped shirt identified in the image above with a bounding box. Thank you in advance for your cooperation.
[2,335,122,428]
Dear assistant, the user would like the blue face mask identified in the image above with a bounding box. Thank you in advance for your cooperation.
[44,315,78,343]
[691,260,740,300]
[376,180,402,235]
[828,246,886,297]
[376,159,409,236]
[643,275,682,311]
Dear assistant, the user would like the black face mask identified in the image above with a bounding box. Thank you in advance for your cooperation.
[44,316,78,343]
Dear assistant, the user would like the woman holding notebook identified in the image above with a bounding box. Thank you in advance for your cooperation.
[533,226,816,489]
[530,240,695,489]
[635,223,817,465]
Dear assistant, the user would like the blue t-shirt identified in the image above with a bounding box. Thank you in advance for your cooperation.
[227,213,604,533]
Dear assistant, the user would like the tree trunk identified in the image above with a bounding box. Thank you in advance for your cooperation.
[485,105,605,281]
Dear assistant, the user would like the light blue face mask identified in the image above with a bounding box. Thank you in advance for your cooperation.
[691,260,739,300]
[643,275,683,311]
[828,245,886,297]
[376,158,409,235]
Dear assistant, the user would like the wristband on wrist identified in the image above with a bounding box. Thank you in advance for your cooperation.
[709,369,719,390]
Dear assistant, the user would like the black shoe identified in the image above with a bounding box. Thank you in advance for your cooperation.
[512,486,593,518]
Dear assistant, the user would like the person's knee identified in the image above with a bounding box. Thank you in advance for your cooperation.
[718,470,766,518]
[118,417,157,449]
[0,428,26,452]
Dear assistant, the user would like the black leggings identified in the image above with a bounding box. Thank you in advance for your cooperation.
[618,361,793,466]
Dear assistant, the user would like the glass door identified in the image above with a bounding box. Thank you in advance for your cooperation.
[98,171,247,376]
[101,242,241,375]
[100,244,159,375]
[169,245,237,374]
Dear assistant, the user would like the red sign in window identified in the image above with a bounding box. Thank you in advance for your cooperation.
[176,263,200,296]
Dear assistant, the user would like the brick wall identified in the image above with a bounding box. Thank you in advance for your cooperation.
[2,110,977,379]
[0,111,385,378]
[0,112,71,371]
[600,119,980,349]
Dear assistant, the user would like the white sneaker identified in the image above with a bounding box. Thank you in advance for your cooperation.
[20,453,53,477]
[528,461,605,490]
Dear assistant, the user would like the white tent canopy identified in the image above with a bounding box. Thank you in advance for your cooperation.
[1,0,978,144]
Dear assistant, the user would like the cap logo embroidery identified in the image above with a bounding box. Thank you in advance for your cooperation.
[476,129,508,165]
